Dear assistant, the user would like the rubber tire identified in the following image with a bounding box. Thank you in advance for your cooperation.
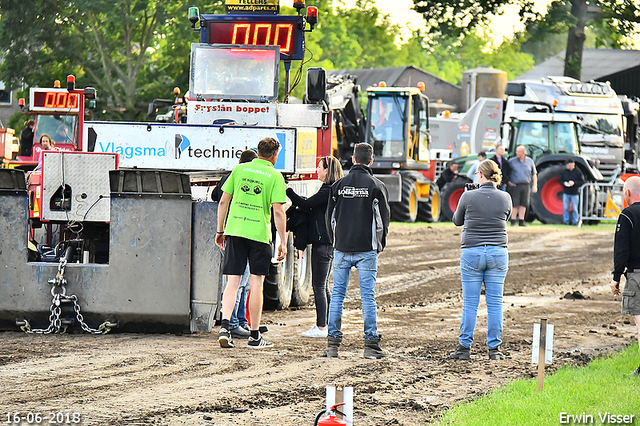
[417,183,441,222]
[290,244,313,307]
[263,233,294,311]
[530,165,565,224]
[440,178,470,222]
[390,175,418,223]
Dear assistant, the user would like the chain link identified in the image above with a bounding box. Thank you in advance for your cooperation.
[21,255,114,335]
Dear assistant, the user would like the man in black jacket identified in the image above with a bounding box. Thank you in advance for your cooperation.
[490,144,511,191]
[560,159,584,225]
[436,161,458,190]
[610,176,640,375]
[18,120,35,157]
[323,143,390,359]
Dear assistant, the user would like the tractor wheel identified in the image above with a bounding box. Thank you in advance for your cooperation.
[530,165,565,224]
[263,233,294,311]
[417,184,441,222]
[390,176,418,223]
[440,178,470,222]
[290,244,313,307]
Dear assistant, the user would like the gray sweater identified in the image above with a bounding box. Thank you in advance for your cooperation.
[453,182,512,248]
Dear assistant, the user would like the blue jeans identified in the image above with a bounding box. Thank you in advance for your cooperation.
[229,262,250,329]
[459,245,508,349]
[563,194,579,225]
[328,250,379,340]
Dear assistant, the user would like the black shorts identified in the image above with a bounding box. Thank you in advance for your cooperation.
[508,183,531,207]
[223,236,272,276]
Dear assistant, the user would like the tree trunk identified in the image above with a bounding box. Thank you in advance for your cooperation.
[564,0,589,80]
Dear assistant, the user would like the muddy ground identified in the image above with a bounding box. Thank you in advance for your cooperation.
[1,224,636,426]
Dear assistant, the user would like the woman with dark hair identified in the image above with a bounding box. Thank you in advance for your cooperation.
[286,156,343,337]
[450,160,512,360]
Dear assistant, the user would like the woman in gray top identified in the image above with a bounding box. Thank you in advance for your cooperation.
[449,160,512,361]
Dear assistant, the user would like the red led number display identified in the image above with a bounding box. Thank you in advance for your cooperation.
[32,90,80,111]
[44,92,79,109]
[209,22,294,53]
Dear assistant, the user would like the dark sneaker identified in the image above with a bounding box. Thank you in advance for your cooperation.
[518,220,526,227]
[510,220,516,227]
[218,328,234,348]
[632,364,640,376]
[489,347,506,360]
[230,326,251,339]
[449,344,470,360]
[247,335,274,349]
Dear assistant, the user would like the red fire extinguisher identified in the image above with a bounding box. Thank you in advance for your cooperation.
[315,403,347,426]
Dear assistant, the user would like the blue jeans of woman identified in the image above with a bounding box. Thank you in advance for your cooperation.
[328,250,379,340]
[459,245,508,349]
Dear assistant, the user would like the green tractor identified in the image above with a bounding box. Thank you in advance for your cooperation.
[441,106,603,223]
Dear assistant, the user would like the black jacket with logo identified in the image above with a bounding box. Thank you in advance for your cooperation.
[326,164,390,253]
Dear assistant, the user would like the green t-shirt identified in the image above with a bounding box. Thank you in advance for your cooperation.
[222,158,286,244]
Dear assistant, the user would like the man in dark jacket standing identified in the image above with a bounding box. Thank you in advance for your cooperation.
[610,176,640,375]
[560,159,584,225]
[490,144,511,191]
[323,143,390,359]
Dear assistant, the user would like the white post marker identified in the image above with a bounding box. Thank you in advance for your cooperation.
[532,318,554,391]
[325,385,354,424]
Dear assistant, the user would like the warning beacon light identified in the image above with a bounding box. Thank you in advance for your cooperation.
[188,7,199,30]
[67,75,75,92]
[306,6,318,30]
[293,0,305,12]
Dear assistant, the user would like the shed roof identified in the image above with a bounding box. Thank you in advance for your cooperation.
[328,66,459,91]
[516,49,640,82]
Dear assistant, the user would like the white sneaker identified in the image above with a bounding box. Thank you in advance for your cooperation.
[301,325,328,338]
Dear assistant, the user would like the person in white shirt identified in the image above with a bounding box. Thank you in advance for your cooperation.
[466,152,487,184]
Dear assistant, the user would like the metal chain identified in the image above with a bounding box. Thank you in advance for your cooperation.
[21,255,114,335]
[68,295,113,334]
[22,294,61,334]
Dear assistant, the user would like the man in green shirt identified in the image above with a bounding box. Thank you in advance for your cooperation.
[216,137,287,349]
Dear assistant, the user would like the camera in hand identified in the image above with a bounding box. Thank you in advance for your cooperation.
[465,183,480,191]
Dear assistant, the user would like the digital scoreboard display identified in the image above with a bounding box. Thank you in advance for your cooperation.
[30,88,80,113]
[201,14,305,60]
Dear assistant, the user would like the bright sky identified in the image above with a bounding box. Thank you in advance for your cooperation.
[284,0,554,43]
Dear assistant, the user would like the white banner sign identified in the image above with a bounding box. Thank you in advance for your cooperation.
[84,122,295,173]
[187,101,278,126]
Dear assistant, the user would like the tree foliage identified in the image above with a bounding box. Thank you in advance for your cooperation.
[0,0,222,120]
[0,0,537,120]
[411,0,640,78]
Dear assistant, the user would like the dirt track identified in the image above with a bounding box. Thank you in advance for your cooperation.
[1,224,636,426]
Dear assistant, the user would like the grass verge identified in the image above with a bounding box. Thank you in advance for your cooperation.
[437,344,640,426]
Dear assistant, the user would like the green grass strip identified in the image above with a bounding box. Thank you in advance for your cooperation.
[438,344,640,425]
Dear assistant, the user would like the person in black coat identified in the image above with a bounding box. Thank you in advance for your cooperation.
[18,119,35,157]
[286,155,343,338]
[437,161,458,190]
[490,144,511,191]
[560,159,584,225]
